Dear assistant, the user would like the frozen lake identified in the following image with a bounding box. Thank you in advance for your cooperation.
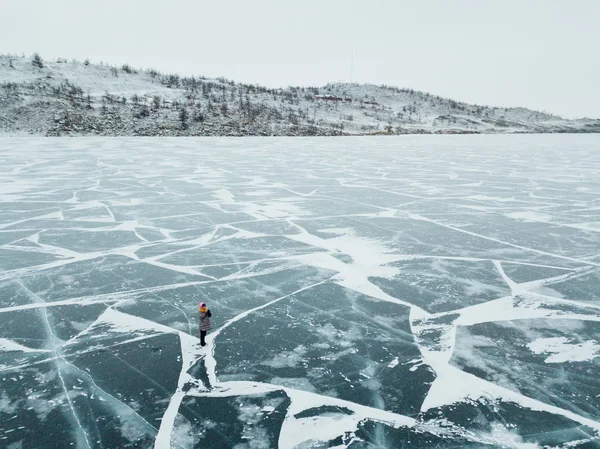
[1,135,599,448]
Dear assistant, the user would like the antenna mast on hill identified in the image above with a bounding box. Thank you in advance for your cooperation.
[350,44,355,84]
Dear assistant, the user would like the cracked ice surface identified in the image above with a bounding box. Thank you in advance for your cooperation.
[1,135,600,448]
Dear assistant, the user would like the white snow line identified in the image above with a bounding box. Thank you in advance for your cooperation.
[15,280,93,449]
[407,213,600,268]
[55,359,93,449]
[153,390,186,449]
[0,296,124,314]
[102,203,116,222]
[493,260,519,294]
[186,380,420,448]
[493,260,576,271]
[154,331,203,449]
[422,365,600,432]
[62,355,159,435]
[0,211,63,231]
[142,259,216,280]
[0,334,171,374]
[518,266,597,292]
[0,338,53,353]
[204,277,333,386]
[527,291,600,311]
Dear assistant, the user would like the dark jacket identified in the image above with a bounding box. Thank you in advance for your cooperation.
[199,310,212,331]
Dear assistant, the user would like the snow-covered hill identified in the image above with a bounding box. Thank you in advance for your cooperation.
[1,54,599,136]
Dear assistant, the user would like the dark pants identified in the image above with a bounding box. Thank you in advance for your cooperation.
[200,330,207,346]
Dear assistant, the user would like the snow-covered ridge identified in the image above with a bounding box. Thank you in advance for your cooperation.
[1,54,599,136]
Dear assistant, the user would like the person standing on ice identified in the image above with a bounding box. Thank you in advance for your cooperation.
[198,302,212,346]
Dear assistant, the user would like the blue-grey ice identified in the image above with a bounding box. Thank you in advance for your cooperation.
[1,135,599,448]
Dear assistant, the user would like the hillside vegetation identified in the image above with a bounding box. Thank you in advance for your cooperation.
[1,54,598,136]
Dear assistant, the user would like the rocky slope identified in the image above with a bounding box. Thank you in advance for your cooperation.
[1,54,598,136]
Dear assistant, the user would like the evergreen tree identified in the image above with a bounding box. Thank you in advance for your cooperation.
[152,95,161,111]
[179,107,188,129]
[193,105,205,122]
[134,104,150,118]
[32,53,44,68]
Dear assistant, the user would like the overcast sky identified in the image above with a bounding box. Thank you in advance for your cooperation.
[1,0,599,118]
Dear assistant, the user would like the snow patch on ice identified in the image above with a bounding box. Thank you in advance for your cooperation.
[421,364,600,431]
[0,338,51,353]
[568,222,600,233]
[169,414,195,449]
[487,423,541,449]
[506,211,553,222]
[243,199,308,219]
[245,190,275,197]
[270,377,317,393]
[119,411,154,443]
[527,337,600,363]
[0,392,18,413]
[212,188,235,204]
[262,346,308,368]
